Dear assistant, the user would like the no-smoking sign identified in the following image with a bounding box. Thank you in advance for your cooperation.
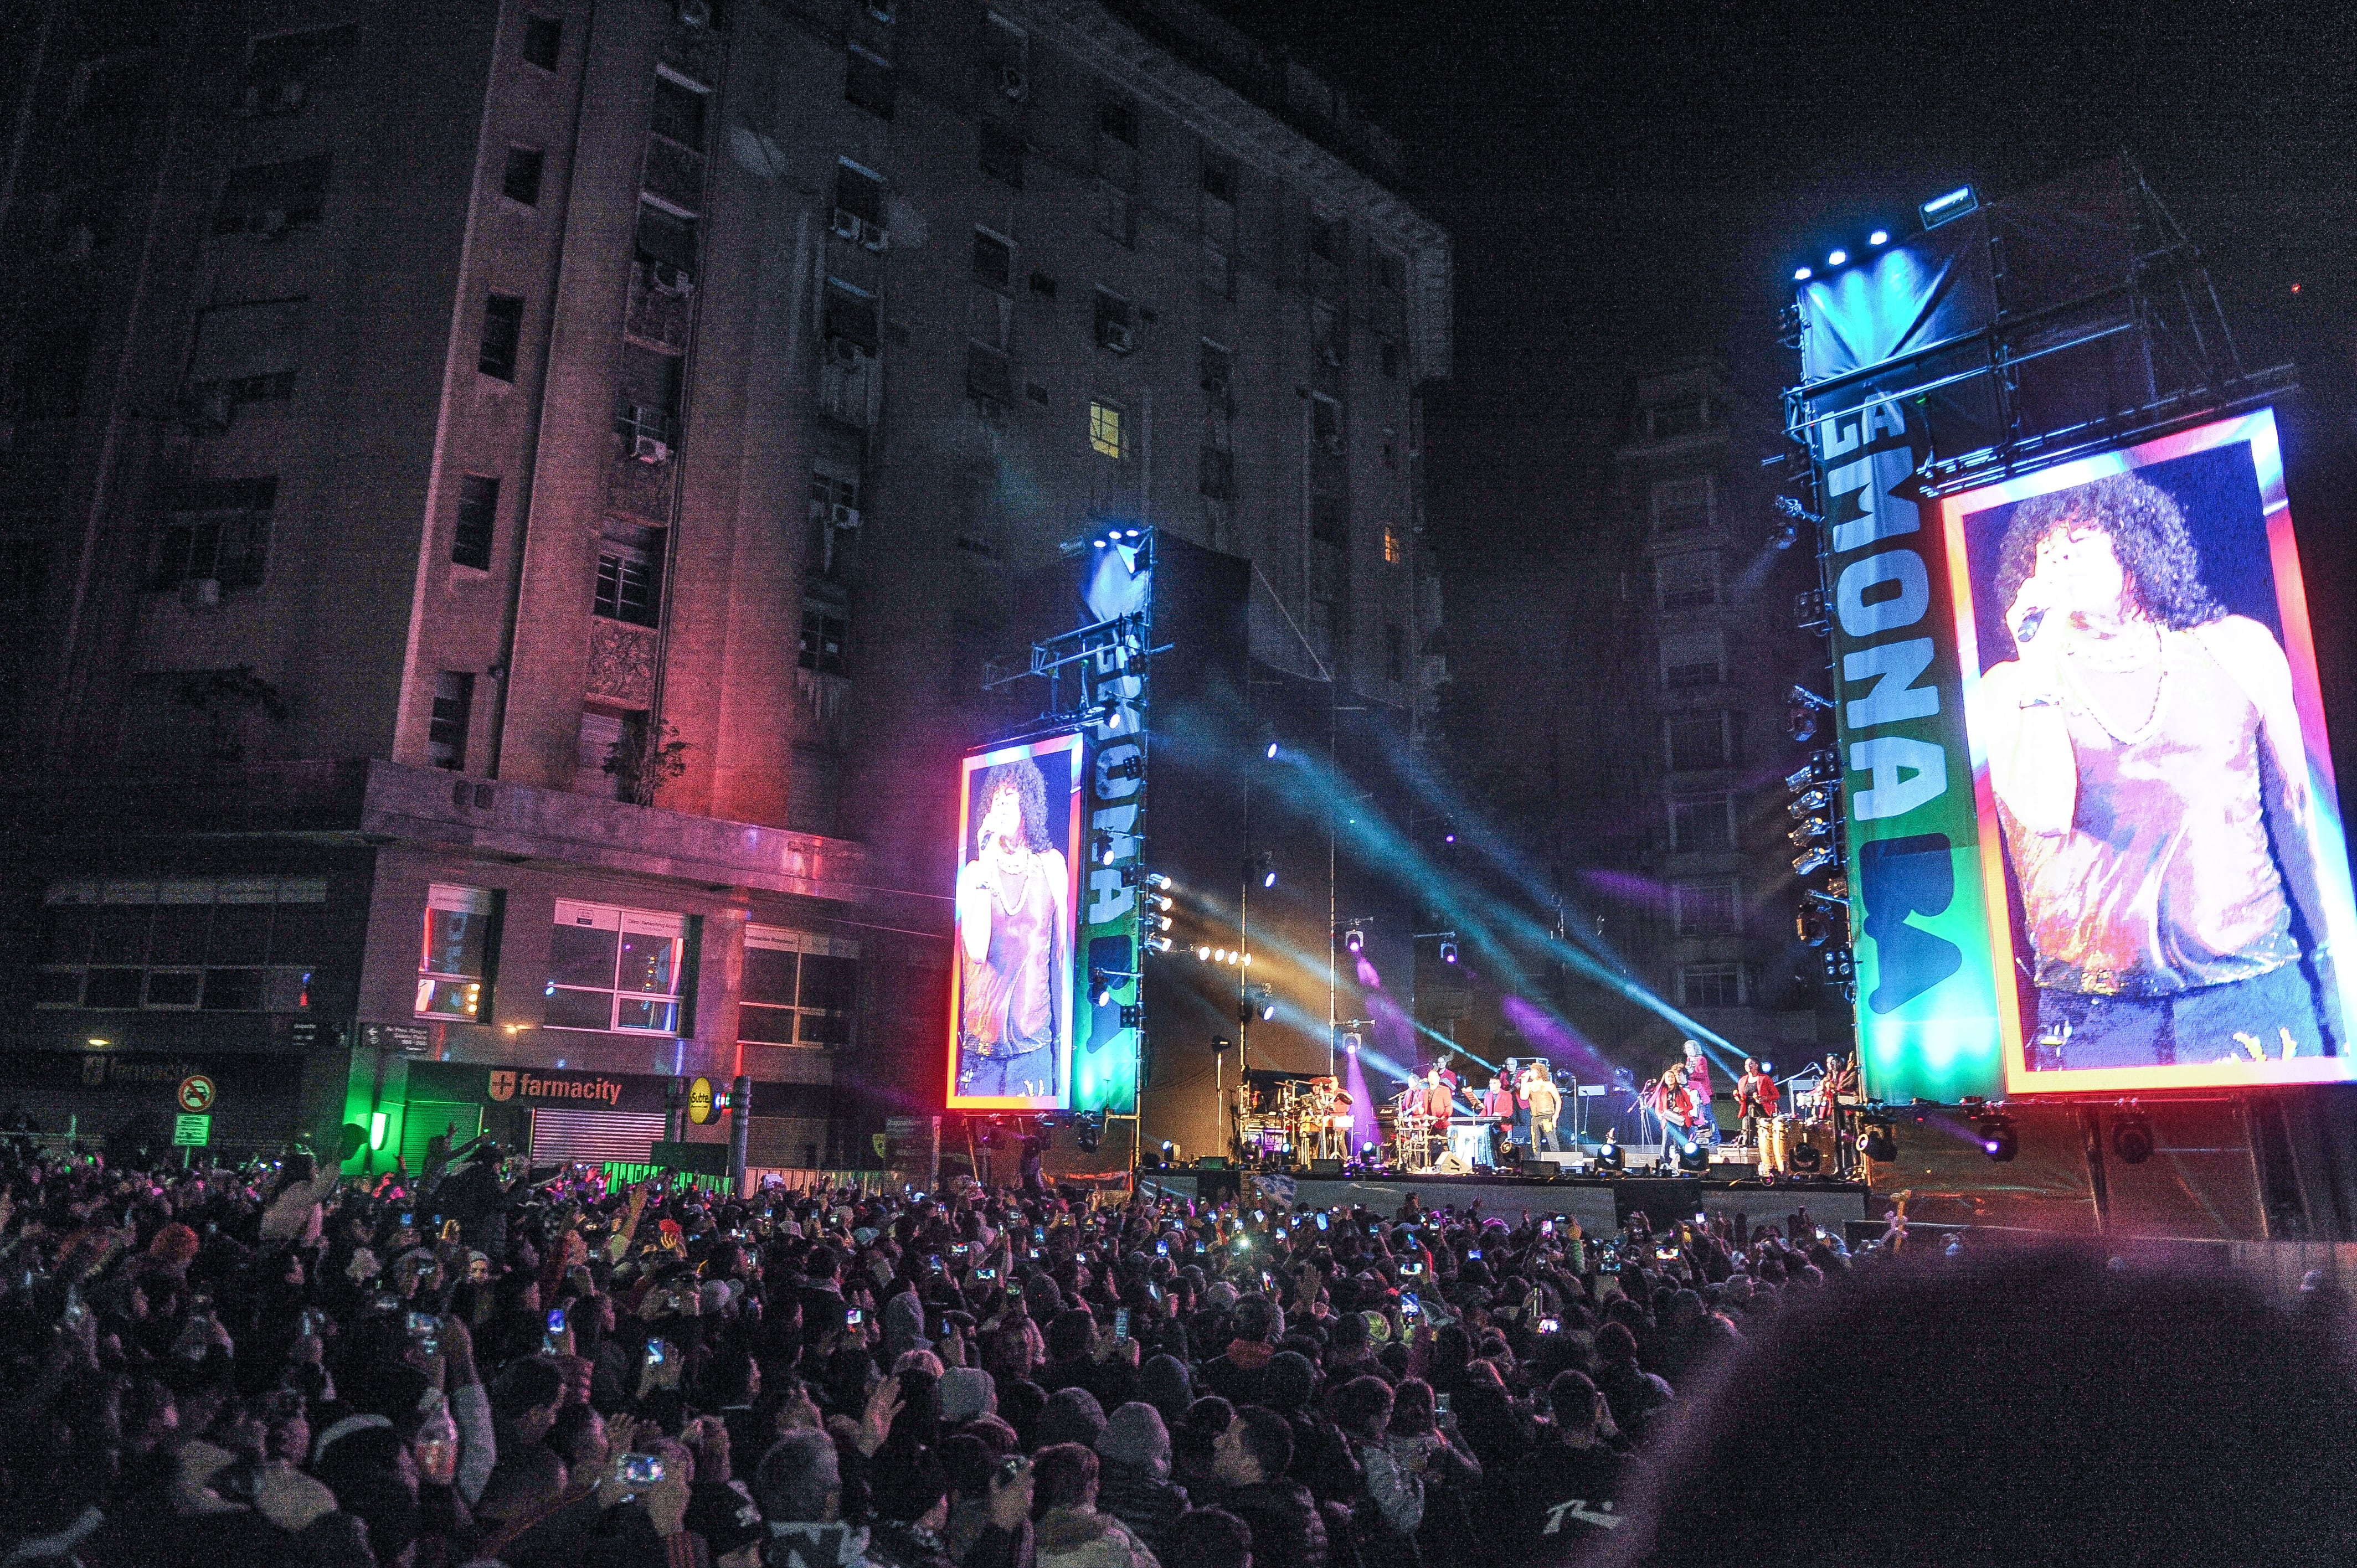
[177,1075,216,1114]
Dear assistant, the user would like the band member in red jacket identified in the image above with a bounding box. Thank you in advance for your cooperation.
[1733,1058,1780,1148]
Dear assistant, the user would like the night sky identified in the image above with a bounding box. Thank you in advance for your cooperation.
[1216,0,2357,818]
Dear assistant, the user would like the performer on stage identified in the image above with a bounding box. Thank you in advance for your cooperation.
[1519,1059,1563,1154]
[1733,1056,1779,1148]
[955,756,1070,1099]
[1680,1040,1718,1144]
[1483,1072,1519,1166]
[1819,1052,1859,1172]
[1421,1065,1455,1136]
[1645,1063,1696,1149]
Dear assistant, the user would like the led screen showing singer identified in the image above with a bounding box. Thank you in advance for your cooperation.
[1948,409,2355,1092]
[946,734,1084,1109]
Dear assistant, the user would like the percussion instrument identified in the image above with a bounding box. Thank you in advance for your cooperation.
[1760,1116,1790,1176]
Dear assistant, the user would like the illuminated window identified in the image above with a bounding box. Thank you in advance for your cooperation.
[545,900,688,1034]
[1089,399,1125,459]
[1383,524,1403,564]
[418,884,495,1019]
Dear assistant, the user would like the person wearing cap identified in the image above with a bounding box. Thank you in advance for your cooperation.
[866,1448,958,1568]
[684,1477,768,1568]
[1093,1402,1190,1559]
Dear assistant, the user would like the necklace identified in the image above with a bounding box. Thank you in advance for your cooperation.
[2065,626,2169,744]
[990,853,1032,913]
[2071,616,2162,673]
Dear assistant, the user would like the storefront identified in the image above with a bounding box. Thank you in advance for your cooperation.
[0,1045,318,1153]
[346,1058,691,1174]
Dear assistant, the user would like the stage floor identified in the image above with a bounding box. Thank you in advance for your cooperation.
[1142,1168,1872,1235]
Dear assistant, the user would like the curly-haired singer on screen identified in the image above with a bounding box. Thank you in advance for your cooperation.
[1977,473,2341,1069]
[956,757,1071,1097]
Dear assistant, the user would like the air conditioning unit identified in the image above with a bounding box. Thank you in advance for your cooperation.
[830,208,867,244]
[1100,321,1135,353]
[858,223,888,254]
[650,260,694,295]
[632,434,671,463]
[248,208,290,240]
[829,502,862,530]
[274,81,307,112]
[997,64,1030,101]
[1320,432,1345,457]
[826,334,866,365]
[183,577,222,609]
[1319,345,1343,367]
[677,0,713,26]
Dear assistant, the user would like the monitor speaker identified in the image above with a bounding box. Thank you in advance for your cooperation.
[1520,1160,1556,1179]
[1309,1158,1343,1177]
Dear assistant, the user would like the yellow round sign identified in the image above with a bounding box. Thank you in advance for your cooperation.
[687,1076,715,1125]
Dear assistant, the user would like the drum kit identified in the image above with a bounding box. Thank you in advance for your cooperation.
[1233,1073,1355,1167]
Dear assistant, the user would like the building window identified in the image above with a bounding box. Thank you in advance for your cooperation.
[1660,628,1723,690]
[614,342,683,447]
[1198,445,1233,502]
[845,45,895,118]
[1097,92,1139,146]
[966,341,1013,409]
[213,154,332,236]
[1375,246,1406,291]
[1309,208,1340,263]
[501,146,544,206]
[982,13,1028,84]
[1650,474,1713,534]
[972,228,1012,291]
[477,292,523,381]
[417,884,495,1020]
[1093,289,1133,352]
[650,73,708,151]
[1201,149,1238,204]
[1089,400,1125,460]
[635,203,697,280]
[1381,340,1401,379]
[1671,790,1735,853]
[832,159,884,237]
[1311,394,1344,457]
[979,122,1024,187]
[1665,711,1730,772]
[1097,184,1138,247]
[789,747,843,835]
[453,475,497,569]
[1678,963,1746,1007]
[39,876,326,1013]
[822,278,879,354]
[741,925,861,1045]
[1650,399,1707,439]
[150,478,274,591]
[800,607,847,675]
[1673,880,1740,937]
[1310,493,1347,548]
[1385,623,1405,684]
[186,297,305,407]
[521,14,562,70]
[1383,523,1404,564]
[545,900,687,1034]
[595,523,664,627]
[1200,243,1232,300]
[245,23,357,104]
[428,671,474,770]
[1655,550,1717,610]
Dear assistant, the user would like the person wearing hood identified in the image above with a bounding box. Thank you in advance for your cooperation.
[1030,1443,1159,1568]
[1092,1403,1188,1559]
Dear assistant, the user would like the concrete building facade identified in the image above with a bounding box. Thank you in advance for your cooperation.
[0,0,1448,1171]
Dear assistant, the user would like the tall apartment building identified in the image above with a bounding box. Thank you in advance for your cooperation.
[0,0,1448,1172]
[1555,362,1846,1094]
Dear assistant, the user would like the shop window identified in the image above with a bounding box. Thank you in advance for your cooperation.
[416,884,496,1019]
[38,876,324,1012]
[545,900,688,1034]
[740,925,861,1046]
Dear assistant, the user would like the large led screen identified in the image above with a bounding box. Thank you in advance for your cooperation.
[1941,409,2355,1092]
[946,733,1085,1110]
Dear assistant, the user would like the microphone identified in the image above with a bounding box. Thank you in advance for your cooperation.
[2016,607,2049,644]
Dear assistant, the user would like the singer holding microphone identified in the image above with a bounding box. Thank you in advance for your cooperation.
[956,757,1071,1098]
[1976,474,2339,1069]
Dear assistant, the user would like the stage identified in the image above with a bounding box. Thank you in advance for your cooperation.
[1141,1165,1874,1234]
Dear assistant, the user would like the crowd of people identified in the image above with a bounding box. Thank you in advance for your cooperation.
[0,1131,2351,1568]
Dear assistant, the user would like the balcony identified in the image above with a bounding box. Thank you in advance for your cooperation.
[586,618,658,708]
[606,431,677,524]
[643,136,706,215]
[625,261,694,352]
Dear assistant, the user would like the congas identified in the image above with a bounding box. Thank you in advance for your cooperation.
[1800,1121,1840,1167]
[1761,1116,1789,1175]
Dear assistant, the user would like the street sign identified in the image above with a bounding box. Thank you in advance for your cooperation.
[359,1023,431,1055]
[177,1075,217,1114]
[687,1077,715,1125]
[173,1114,211,1147]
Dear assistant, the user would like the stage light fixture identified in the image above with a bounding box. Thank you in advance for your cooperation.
[1793,844,1836,877]
[1253,985,1277,1022]
[1676,1139,1708,1172]
[1146,935,1173,953]
[1108,755,1144,781]
[1857,1119,1897,1162]
[1977,1111,2018,1163]
[1196,945,1212,961]
[1788,1139,1821,1172]
[2111,1110,2154,1166]
[1255,851,1277,889]
[1076,1113,1105,1153]
[1344,1032,1362,1053]
[1785,762,1819,792]
[1094,832,1118,866]
[1920,184,1978,228]
[1827,249,1847,266]
[1793,265,1813,282]
[1344,925,1365,954]
[1759,1060,1773,1074]
[1869,229,1890,246]
[1440,937,1458,964]
[1788,819,1830,848]
[1789,787,1833,817]
[1092,970,1118,1006]
[1153,914,1172,931]
[1443,829,1457,844]
[1597,1137,1624,1172]
[1119,1004,1143,1028]
[1160,1140,1176,1162]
